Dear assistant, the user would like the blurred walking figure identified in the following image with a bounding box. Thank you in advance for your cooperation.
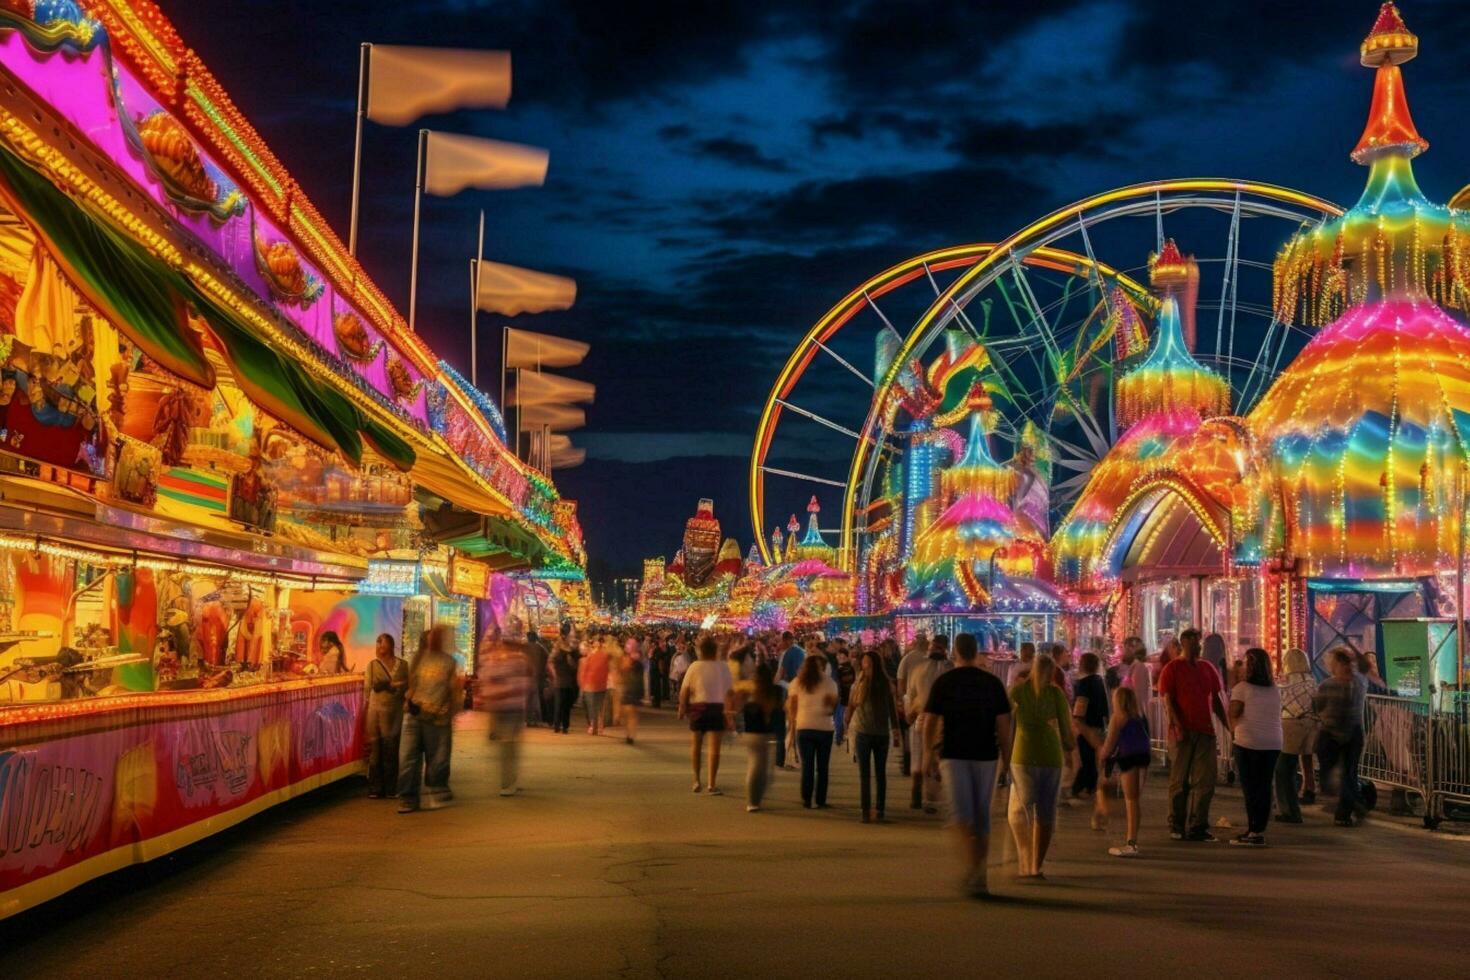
[580,634,612,734]
[923,633,1012,897]
[895,631,928,777]
[1071,651,1109,806]
[679,635,734,794]
[788,652,838,808]
[1007,652,1075,879]
[549,627,578,734]
[774,631,806,770]
[363,633,407,799]
[524,628,548,727]
[1314,648,1367,827]
[848,648,901,823]
[1120,636,1152,716]
[1097,686,1151,857]
[1158,627,1227,842]
[398,625,462,813]
[619,636,644,744]
[905,634,952,813]
[739,663,782,812]
[1228,648,1283,846]
[481,625,531,797]
[1275,648,1319,822]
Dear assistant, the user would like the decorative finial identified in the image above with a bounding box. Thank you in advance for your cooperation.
[807,495,820,514]
[1361,2,1417,67]
[1351,2,1427,164]
[1148,239,1190,286]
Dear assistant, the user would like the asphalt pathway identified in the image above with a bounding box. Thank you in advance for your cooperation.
[3,707,1467,978]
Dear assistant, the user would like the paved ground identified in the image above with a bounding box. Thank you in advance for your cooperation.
[3,707,1467,979]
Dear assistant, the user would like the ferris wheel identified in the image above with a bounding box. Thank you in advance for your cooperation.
[750,179,1342,570]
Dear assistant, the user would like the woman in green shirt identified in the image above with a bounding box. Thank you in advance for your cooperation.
[1007,653,1076,880]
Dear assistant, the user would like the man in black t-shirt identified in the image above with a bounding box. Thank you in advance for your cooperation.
[924,633,1013,899]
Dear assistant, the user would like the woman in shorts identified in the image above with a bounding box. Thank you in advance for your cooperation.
[1007,653,1076,879]
[1094,685,1151,857]
[678,636,733,794]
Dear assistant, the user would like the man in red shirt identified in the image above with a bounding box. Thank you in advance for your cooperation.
[1157,628,1228,841]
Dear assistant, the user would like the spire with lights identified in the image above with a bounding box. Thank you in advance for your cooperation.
[1275,3,1470,324]
[1114,287,1230,431]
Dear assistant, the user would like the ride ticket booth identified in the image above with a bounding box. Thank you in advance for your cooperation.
[1382,618,1461,705]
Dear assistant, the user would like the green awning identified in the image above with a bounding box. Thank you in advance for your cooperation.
[0,142,415,470]
[0,142,212,387]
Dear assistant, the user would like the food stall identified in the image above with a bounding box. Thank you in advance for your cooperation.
[0,0,583,917]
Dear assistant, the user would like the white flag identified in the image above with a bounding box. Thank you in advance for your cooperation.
[546,433,584,468]
[504,327,588,369]
[477,261,577,316]
[425,132,547,196]
[518,402,584,431]
[515,370,595,406]
[367,46,511,126]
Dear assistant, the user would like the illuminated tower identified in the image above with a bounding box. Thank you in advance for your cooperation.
[1148,239,1201,350]
[1256,2,1470,577]
[1114,294,1230,432]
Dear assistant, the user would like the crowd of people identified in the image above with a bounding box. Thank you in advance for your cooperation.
[360,619,1376,898]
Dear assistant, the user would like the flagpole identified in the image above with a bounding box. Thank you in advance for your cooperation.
[469,258,478,386]
[472,210,485,387]
[515,366,523,460]
[500,324,509,432]
[409,128,427,332]
[349,43,370,257]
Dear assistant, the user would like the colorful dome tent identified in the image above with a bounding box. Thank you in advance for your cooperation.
[1247,3,1470,665]
[1050,3,1470,665]
[1052,246,1240,595]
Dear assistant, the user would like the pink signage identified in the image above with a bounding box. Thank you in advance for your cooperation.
[0,677,363,917]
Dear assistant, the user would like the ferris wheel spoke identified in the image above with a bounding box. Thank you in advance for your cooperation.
[924,261,989,342]
[1005,253,1067,372]
[774,398,862,440]
[1214,191,1241,360]
[812,339,873,388]
[759,465,847,489]
[862,288,899,334]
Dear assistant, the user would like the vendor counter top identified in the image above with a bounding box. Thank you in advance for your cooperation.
[0,674,363,746]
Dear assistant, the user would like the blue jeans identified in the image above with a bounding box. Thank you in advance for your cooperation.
[1317,727,1364,822]
[854,732,890,815]
[833,704,846,743]
[772,704,788,767]
[585,689,607,732]
[797,729,833,806]
[398,713,452,804]
[941,758,999,832]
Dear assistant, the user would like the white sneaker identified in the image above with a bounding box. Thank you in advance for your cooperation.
[746,804,760,813]
[1108,842,1140,858]
[499,786,518,797]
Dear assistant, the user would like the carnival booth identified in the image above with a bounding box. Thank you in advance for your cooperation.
[0,0,582,918]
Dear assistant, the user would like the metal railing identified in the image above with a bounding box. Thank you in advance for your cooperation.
[1360,693,1470,828]
[1141,689,1470,827]
[1145,695,1235,781]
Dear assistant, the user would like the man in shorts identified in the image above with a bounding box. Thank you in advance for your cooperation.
[925,633,1012,898]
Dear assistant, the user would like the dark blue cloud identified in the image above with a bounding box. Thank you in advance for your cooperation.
[161,0,1470,577]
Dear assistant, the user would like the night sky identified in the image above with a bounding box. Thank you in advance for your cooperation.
[167,1,1470,581]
